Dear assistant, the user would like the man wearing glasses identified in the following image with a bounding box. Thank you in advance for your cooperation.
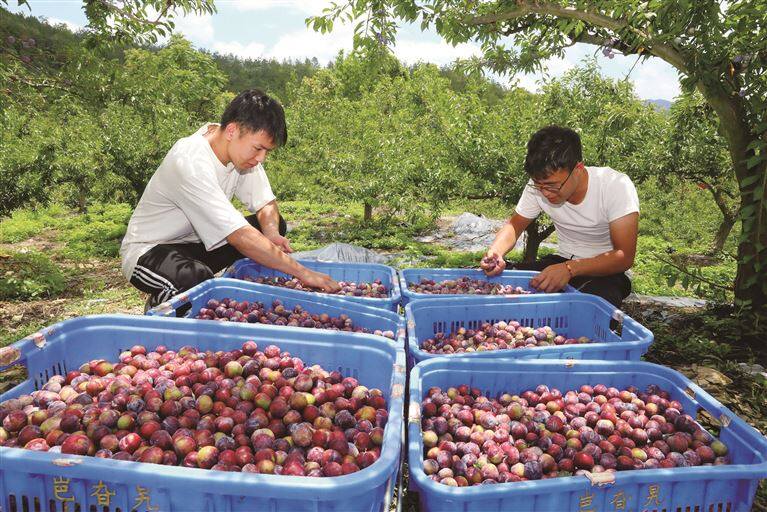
[483,125,639,307]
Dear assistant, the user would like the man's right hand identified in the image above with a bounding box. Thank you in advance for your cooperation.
[481,249,507,277]
[298,269,341,293]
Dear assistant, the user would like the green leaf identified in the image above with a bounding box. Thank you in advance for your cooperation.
[746,154,766,169]
[740,203,757,218]
[740,173,763,187]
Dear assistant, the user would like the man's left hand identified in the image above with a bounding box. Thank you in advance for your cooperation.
[530,263,571,293]
[266,233,293,253]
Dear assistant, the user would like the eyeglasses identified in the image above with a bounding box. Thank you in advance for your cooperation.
[526,166,576,193]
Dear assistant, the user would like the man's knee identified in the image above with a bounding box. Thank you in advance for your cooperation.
[175,262,214,292]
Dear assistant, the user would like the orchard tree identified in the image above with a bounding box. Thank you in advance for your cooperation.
[310,1,767,316]
[1,1,224,213]
[0,106,55,216]
[1,0,215,103]
[1,0,216,46]
[664,92,739,254]
[101,36,228,199]
[283,53,455,222]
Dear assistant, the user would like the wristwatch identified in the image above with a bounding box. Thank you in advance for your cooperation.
[565,261,575,277]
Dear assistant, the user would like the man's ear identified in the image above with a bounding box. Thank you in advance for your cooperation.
[225,123,237,141]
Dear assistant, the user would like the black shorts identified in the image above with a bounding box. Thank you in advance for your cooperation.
[129,214,287,304]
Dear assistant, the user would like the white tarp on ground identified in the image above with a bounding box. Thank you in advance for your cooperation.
[292,242,388,264]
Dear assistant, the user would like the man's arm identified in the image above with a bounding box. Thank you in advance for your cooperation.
[256,200,292,253]
[227,226,338,292]
[483,214,535,276]
[530,213,639,292]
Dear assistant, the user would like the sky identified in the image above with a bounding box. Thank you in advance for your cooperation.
[8,0,682,101]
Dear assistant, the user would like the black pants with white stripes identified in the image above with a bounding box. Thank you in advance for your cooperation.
[130,214,287,306]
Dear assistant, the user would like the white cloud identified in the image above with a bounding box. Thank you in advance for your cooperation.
[172,13,216,45]
[42,17,82,33]
[501,44,681,101]
[629,58,681,101]
[393,40,482,67]
[228,0,325,15]
[507,46,586,93]
[211,41,267,60]
[265,23,354,62]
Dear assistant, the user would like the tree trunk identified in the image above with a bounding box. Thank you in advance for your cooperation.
[706,185,736,254]
[363,202,373,223]
[696,83,767,313]
[523,221,555,263]
[732,160,767,313]
[710,214,736,254]
[77,186,88,214]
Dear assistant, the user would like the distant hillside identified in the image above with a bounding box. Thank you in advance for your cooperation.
[645,98,672,110]
[1,7,509,104]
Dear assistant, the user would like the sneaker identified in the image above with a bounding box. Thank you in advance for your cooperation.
[143,294,162,314]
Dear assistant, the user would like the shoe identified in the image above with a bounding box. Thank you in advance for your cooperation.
[143,294,162,314]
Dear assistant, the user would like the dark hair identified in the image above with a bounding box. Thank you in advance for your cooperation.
[523,126,582,179]
[220,89,287,147]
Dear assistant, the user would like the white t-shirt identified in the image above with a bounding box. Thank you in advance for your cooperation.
[120,124,276,280]
[515,166,639,259]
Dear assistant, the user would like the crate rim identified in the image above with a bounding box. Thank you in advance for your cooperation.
[226,257,402,305]
[404,294,654,361]
[407,357,767,499]
[0,312,405,373]
[399,268,577,300]
[0,314,407,499]
[145,277,406,346]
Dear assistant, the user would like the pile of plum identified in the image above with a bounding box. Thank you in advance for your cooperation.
[420,321,591,354]
[195,298,395,340]
[408,277,531,296]
[241,276,389,298]
[0,341,389,476]
[420,383,729,486]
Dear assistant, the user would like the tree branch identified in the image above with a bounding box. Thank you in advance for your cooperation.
[6,74,87,101]
[97,0,172,28]
[707,183,737,221]
[465,193,502,200]
[652,254,732,291]
[467,2,688,73]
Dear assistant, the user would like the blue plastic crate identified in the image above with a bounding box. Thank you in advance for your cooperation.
[405,294,653,365]
[146,277,406,347]
[0,315,406,512]
[408,358,767,512]
[399,268,577,306]
[224,258,401,311]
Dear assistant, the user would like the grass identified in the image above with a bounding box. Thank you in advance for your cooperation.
[0,201,763,510]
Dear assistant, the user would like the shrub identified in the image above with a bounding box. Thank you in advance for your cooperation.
[0,250,67,299]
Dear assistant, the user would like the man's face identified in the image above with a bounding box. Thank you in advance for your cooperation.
[228,125,276,171]
[530,165,580,204]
